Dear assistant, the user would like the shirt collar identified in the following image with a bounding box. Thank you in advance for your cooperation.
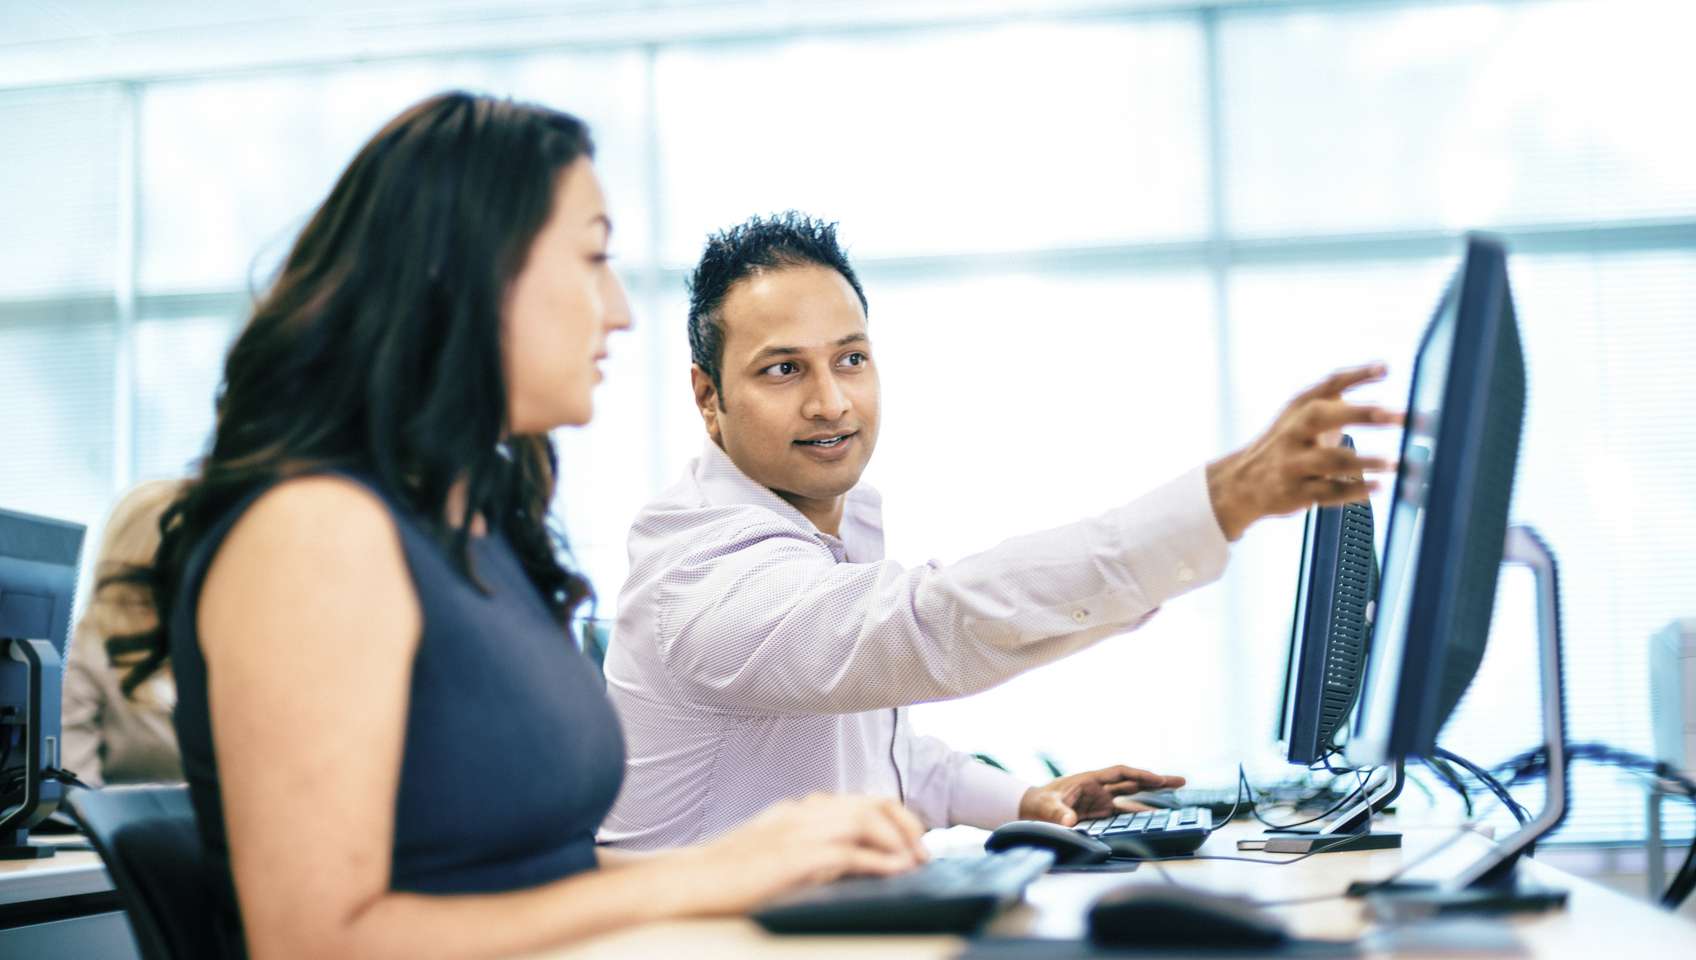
[694,437,885,562]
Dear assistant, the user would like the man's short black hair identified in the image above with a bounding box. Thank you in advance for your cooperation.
[687,211,869,400]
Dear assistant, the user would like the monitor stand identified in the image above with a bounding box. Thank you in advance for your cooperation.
[1241,760,1405,854]
[1,638,64,860]
[1364,524,1570,918]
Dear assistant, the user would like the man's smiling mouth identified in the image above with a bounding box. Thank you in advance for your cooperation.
[795,431,856,448]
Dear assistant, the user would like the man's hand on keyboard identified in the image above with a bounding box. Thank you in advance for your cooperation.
[1018,765,1187,827]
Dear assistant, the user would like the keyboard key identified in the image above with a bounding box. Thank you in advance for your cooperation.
[752,848,1056,935]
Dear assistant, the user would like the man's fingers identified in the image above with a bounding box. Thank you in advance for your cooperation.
[1296,445,1394,478]
[1294,363,1388,404]
[1097,765,1173,786]
[1299,400,1403,437]
[1036,792,1078,827]
[1300,476,1379,505]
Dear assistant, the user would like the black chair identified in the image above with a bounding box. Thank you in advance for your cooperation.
[67,784,222,960]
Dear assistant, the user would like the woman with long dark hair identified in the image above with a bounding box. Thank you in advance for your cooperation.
[115,92,925,959]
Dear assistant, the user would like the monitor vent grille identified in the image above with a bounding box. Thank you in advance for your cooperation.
[1319,500,1376,743]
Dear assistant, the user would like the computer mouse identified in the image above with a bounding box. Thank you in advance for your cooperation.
[1088,883,1289,948]
[983,819,1111,866]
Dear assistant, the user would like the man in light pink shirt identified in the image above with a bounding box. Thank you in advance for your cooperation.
[599,213,1398,849]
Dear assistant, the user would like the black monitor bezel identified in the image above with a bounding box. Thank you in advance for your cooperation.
[1348,235,1518,764]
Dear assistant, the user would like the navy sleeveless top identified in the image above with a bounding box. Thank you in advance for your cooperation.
[170,474,625,954]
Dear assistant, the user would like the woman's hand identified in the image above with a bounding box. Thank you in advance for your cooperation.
[668,793,928,916]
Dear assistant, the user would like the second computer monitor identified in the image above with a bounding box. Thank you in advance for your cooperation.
[1347,235,1526,767]
[1276,475,1377,766]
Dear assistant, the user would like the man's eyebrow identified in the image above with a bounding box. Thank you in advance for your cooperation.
[748,345,802,365]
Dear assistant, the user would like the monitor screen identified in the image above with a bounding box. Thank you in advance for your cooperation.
[1349,293,1455,761]
[1274,509,1318,746]
[1347,235,1524,765]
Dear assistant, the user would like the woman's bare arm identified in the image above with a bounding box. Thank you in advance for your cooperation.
[199,476,924,960]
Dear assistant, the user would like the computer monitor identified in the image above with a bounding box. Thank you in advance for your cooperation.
[0,506,86,859]
[1340,236,1569,911]
[1276,465,1377,767]
[1256,468,1401,855]
[1347,234,1526,767]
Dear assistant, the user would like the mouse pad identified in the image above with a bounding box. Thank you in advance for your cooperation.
[956,936,1360,959]
[1048,861,1142,874]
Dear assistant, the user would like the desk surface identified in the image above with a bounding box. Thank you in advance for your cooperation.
[0,846,110,907]
[537,822,1695,959]
[6,823,1689,957]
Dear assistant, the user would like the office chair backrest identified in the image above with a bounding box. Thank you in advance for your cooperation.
[67,784,221,960]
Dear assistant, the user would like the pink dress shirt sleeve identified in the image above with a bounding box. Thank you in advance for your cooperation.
[902,727,1031,829]
[653,466,1229,717]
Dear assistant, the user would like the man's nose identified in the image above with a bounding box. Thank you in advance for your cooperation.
[802,371,850,421]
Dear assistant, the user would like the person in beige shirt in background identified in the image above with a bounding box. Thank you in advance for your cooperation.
[61,478,185,786]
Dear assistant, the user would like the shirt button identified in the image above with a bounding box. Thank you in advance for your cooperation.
[1176,563,1195,584]
[1071,609,1090,623]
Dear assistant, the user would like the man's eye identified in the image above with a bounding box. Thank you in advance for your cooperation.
[764,361,799,377]
[841,352,868,367]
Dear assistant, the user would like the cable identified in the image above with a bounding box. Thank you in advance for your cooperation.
[1489,741,1696,909]
[46,767,93,791]
[1107,820,1375,882]
[1100,762,1392,907]
[1213,764,1250,826]
[1417,755,1475,818]
[1665,840,1696,909]
[1254,817,1498,907]
[1248,762,1375,832]
[1494,742,1696,800]
[1310,745,1359,777]
[1253,782,1517,909]
[1434,747,1528,826]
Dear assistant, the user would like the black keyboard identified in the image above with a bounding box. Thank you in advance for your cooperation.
[750,847,1055,935]
[1077,806,1212,858]
[1134,779,1334,820]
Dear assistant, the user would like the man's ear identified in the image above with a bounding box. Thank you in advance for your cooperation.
[691,365,722,444]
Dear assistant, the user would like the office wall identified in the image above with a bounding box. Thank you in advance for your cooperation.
[2,0,1692,851]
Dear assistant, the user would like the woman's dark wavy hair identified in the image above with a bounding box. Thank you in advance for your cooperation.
[109,91,596,694]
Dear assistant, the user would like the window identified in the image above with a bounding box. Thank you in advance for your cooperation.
[874,268,1221,781]
[133,310,241,482]
[1223,258,1452,766]
[6,0,1694,846]
[1440,249,1696,841]
[1220,0,1696,236]
[654,18,1208,264]
[0,307,117,601]
[0,86,122,299]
